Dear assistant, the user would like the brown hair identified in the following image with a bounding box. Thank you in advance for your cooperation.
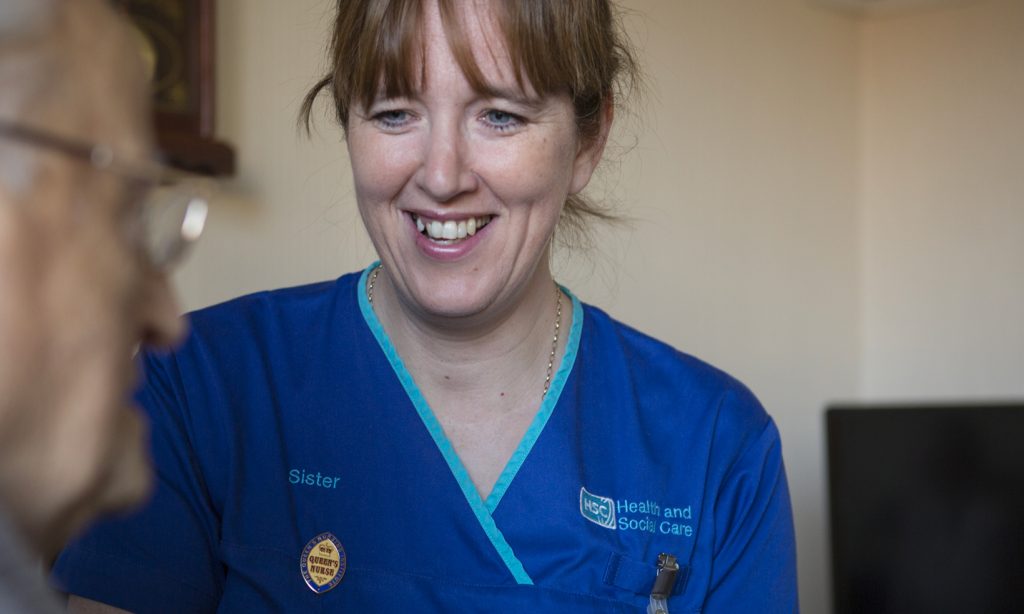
[300,0,638,235]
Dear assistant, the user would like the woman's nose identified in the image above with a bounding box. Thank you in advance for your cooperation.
[415,120,477,203]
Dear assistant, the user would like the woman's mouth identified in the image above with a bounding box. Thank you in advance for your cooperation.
[412,213,493,244]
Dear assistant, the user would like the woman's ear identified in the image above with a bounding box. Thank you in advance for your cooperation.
[569,98,614,195]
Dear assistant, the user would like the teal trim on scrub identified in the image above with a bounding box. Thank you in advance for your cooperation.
[484,285,583,513]
[357,263,542,585]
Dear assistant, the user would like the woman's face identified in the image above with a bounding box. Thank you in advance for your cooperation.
[346,0,605,323]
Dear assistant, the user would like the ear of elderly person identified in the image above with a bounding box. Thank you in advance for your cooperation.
[0,0,202,612]
[55,0,798,612]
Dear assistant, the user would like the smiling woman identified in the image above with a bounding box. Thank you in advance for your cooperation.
[299,0,631,217]
[55,1,798,613]
[344,4,600,324]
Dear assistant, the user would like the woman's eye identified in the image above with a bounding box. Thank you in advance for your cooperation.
[372,110,412,129]
[482,109,523,131]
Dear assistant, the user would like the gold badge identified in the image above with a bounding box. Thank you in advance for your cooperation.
[300,532,346,594]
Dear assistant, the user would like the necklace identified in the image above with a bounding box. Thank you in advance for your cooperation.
[367,264,381,304]
[542,284,563,399]
[367,265,563,398]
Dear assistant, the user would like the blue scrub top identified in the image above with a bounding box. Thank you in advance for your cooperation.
[53,266,798,613]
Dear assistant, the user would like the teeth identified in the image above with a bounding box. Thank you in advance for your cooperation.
[414,214,491,241]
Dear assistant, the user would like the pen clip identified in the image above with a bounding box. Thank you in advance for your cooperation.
[647,553,678,614]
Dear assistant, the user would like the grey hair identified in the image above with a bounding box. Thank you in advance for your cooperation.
[0,0,54,38]
[0,0,58,195]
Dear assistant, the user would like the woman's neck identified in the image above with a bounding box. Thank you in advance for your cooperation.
[368,263,571,500]
[369,264,566,414]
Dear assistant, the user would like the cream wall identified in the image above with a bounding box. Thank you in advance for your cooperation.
[169,1,1021,612]
[861,0,1024,400]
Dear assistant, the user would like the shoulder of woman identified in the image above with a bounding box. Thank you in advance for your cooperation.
[583,303,761,403]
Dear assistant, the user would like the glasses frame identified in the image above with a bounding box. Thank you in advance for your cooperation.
[0,118,172,185]
[0,119,209,270]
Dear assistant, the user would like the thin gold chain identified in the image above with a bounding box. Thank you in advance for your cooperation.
[367,264,381,304]
[542,284,563,399]
[366,264,562,399]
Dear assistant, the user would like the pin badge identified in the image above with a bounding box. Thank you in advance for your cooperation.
[300,532,346,594]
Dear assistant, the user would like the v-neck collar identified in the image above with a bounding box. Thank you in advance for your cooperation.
[356,263,584,585]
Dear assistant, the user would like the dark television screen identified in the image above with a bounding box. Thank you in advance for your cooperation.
[827,404,1024,614]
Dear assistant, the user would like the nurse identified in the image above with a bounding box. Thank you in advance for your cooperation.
[55,0,798,612]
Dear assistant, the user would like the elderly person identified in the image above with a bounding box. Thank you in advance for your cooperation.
[57,0,797,612]
[0,0,204,611]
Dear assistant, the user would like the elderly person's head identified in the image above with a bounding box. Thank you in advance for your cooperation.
[302,0,635,322]
[0,0,191,557]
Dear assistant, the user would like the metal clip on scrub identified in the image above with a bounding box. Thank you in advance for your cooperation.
[647,553,679,614]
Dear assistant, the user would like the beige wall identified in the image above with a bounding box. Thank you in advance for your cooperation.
[170,0,1022,612]
[861,0,1024,400]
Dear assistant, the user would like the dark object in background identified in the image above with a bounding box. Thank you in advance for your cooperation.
[113,0,234,176]
[827,404,1024,614]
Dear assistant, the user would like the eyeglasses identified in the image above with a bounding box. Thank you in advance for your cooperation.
[0,119,209,271]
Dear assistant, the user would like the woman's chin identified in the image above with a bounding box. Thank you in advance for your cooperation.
[388,258,548,328]
[405,293,493,323]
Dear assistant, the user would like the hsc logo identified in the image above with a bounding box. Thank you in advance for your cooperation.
[580,486,616,529]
